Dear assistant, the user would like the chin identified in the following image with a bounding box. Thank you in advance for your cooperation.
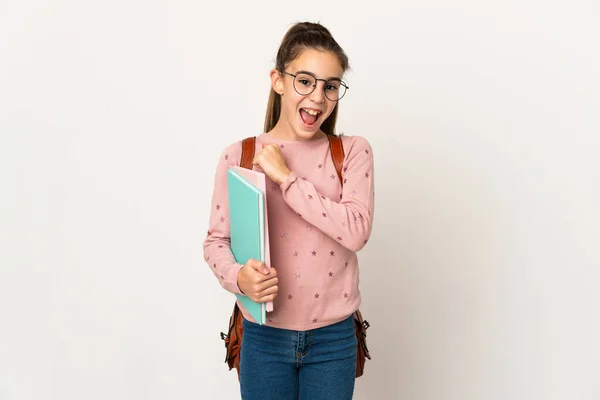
[295,109,329,139]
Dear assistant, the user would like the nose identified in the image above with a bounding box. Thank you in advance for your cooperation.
[308,80,326,104]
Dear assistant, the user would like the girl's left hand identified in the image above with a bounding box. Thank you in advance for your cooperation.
[253,144,292,185]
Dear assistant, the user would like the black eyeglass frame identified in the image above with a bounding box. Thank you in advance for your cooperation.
[281,70,349,101]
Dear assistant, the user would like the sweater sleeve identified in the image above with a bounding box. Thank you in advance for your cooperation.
[202,143,245,295]
[279,136,375,252]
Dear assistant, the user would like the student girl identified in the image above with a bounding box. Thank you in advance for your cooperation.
[203,21,374,400]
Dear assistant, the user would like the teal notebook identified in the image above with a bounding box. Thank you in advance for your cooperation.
[227,167,267,324]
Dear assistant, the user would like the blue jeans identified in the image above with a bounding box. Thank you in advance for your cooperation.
[240,315,357,400]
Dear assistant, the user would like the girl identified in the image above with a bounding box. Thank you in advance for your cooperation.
[203,21,374,399]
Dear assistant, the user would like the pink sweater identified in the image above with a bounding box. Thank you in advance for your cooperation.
[203,133,375,330]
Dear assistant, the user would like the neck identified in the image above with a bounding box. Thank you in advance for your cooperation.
[268,121,327,142]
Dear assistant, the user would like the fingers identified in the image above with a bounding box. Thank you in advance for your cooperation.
[252,153,264,170]
[256,275,278,293]
[246,283,279,303]
[255,144,280,162]
[257,284,279,303]
[256,274,279,303]
[241,266,279,302]
[250,267,277,285]
[246,259,269,274]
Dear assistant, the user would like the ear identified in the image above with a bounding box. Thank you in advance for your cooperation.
[270,69,284,95]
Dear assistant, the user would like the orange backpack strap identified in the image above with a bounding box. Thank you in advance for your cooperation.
[328,135,345,186]
[240,137,256,170]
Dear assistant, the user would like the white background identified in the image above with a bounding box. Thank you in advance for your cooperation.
[1,1,599,399]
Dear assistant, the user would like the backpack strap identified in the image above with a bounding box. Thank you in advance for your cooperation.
[328,135,345,186]
[240,135,345,185]
[240,136,256,170]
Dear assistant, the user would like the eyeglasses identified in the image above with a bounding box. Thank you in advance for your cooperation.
[282,70,349,101]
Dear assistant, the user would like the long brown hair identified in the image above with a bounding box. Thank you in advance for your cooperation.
[263,22,350,136]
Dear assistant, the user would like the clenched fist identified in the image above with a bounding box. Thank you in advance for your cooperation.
[237,259,279,303]
[253,144,292,185]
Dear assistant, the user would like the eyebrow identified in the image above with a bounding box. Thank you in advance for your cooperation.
[295,70,343,82]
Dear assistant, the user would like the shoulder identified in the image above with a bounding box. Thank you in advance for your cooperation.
[216,136,256,167]
[338,134,373,158]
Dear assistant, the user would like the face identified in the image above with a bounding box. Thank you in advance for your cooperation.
[271,48,344,141]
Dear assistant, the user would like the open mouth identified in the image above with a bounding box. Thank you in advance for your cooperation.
[299,108,322,127]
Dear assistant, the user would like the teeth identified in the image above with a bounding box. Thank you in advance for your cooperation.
[302,108,320,116]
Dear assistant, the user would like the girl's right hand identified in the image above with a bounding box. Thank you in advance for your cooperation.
[237,259,279,303]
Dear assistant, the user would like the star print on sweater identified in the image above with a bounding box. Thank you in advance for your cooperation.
[203,133,374,330]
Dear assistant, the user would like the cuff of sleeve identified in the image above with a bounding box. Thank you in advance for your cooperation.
[279,171,299,191]
[222,262,245,295]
